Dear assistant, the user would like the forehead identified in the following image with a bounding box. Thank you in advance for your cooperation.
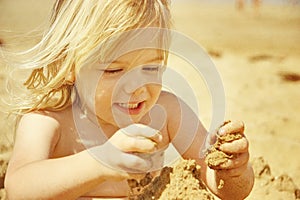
[96,27,170,62]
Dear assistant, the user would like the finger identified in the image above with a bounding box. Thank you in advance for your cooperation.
[90,144,153,173]
[218,120,244,136]
[123,136,157,153]
[216,162,248,177]
[219,137,249,154]
[200,132,217,158]
[123,124,162,143]
[129,173,149,181]
[120,153,153,173]
[213,152,249,170]
[207,132,217,146]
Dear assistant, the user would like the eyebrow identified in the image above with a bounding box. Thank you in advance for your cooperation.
[110,56,164,65]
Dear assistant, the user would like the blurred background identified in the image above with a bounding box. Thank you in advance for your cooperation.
[0,0,300,199]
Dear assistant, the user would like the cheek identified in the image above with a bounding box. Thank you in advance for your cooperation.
[94,80,114,108]
[149,85,162,100]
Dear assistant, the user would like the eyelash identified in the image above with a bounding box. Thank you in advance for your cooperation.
[142,66,160,72]
[102,65,162,75]
[103,69,123,74]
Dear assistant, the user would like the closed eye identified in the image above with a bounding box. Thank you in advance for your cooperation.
[142,65,161,72]
[103,68,123,74]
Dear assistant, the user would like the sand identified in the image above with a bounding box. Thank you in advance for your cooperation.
[0,1,300,199]
[205,121,244,169]
[128,159,215,200]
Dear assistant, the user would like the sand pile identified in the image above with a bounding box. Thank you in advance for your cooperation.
[127,159,215,200]
[251,156,300,200]
[127,157,300,200]
[0,145,10,200]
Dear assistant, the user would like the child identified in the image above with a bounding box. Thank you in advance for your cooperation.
[3,0,254,199]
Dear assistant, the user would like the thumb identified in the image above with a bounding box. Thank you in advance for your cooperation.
[199,132,217,158]
[122,124,162,143]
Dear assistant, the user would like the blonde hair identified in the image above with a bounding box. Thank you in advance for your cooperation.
[5,0,172,114]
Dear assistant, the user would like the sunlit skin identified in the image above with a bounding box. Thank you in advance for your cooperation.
[75,49,166,135]
[4,0,254,199]
[95,49,164,128]
[5,50,254,199]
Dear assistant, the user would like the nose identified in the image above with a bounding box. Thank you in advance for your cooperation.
[123,75,147,95]
[117,68,147,94]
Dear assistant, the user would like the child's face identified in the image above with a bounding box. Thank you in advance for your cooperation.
[78,49,165,128]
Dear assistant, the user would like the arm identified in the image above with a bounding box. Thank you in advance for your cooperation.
[5,113,128,200]
[204,121,254,200]
[163,92,254,199]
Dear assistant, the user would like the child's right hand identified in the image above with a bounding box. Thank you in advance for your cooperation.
[90,124,164,177]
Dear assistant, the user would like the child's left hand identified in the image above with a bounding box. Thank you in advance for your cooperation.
[206,120,249,177]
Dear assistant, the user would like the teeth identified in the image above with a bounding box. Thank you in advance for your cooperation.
[118,103,139,109]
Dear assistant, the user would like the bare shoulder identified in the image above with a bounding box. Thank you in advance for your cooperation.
[156,90,187,116]
[20,107,76,146]
[157,90,181,108]
[156,91,182,134]
[17,111,62,151]
[19,110,62,134]
[12,109,69,161]
[156,90,204,141]
[158,90,177,100]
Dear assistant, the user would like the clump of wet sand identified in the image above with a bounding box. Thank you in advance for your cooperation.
[205,121,243,169]
[128,159,215,200]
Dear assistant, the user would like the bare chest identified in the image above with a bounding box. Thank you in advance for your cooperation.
[48,108,172,197]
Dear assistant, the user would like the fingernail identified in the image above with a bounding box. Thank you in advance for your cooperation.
[218,128,226,135]
[158,134,163,141]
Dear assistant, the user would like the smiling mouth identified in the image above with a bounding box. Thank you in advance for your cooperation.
[114,101,145,115]
[118,102,140,109]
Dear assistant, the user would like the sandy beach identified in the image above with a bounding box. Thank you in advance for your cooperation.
[1,0,300,199]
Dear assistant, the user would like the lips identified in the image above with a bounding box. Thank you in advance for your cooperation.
[114,101,145,115]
